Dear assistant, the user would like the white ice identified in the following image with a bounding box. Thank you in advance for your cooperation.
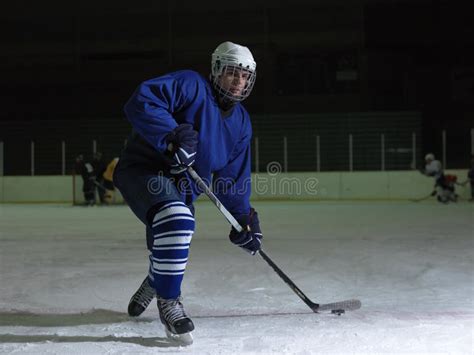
[0,201,473,354]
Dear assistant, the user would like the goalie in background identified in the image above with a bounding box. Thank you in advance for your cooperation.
[101,157,119,205]
[420,153,458,203]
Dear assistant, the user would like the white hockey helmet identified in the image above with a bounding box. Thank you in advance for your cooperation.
[211,41,256,103]
[425,153,435,161]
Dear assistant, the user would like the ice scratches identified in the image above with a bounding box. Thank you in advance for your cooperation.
[0,334,177,348]
[193,311,312,319]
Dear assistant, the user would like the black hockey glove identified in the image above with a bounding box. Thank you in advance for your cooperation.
[165,124,199,174]
[229,208,263,255]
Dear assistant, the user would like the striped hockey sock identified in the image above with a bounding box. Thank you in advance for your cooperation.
[148,201,195,299]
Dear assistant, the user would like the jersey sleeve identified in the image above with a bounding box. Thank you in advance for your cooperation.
[212,116,252,217]
[123,71,197,152]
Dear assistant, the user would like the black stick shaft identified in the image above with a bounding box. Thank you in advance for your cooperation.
[187,167,243,231]
[187,167,319,312]
[258,250,318,310]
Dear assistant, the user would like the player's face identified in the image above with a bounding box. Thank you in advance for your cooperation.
[218,66,250,97]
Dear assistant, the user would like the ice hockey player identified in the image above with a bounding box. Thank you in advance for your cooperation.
[113,41,263,342]
[74,154,96,206]
[420,153,457,203]
[467,155,474,201]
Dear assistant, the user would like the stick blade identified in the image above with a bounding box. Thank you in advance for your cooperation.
[315,299,361,312]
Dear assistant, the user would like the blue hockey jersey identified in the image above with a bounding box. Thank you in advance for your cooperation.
[122,70,252,216]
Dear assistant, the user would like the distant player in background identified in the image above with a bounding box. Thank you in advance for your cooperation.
[420,153,457,203]
[467,155,474,201]
[101,157,119,204]
[113,41,262,341]
[92,152,107,204]
[74,154,96,206]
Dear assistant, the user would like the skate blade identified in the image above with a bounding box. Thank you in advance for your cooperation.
[165,329,193,345]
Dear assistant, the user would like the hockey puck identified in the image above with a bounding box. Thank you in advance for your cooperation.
[331,309,345,316]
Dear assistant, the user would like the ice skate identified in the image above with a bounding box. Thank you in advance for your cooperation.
[127,277,155,317]
[157,296,194,345]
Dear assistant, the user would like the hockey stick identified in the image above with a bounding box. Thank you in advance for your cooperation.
[187,166,361,314]
[411,190,436,202]
[92,179,108,192]
[456,180,469,186]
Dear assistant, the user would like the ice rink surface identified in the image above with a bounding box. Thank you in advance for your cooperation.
[0,201,472,354]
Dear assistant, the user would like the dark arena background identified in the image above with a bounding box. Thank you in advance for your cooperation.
[0,1,473,353]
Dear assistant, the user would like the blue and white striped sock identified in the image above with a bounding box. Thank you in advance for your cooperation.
[148,201,195,299]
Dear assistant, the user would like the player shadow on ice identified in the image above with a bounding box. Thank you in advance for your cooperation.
[0,334,180,348]
[0,309,181,348]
